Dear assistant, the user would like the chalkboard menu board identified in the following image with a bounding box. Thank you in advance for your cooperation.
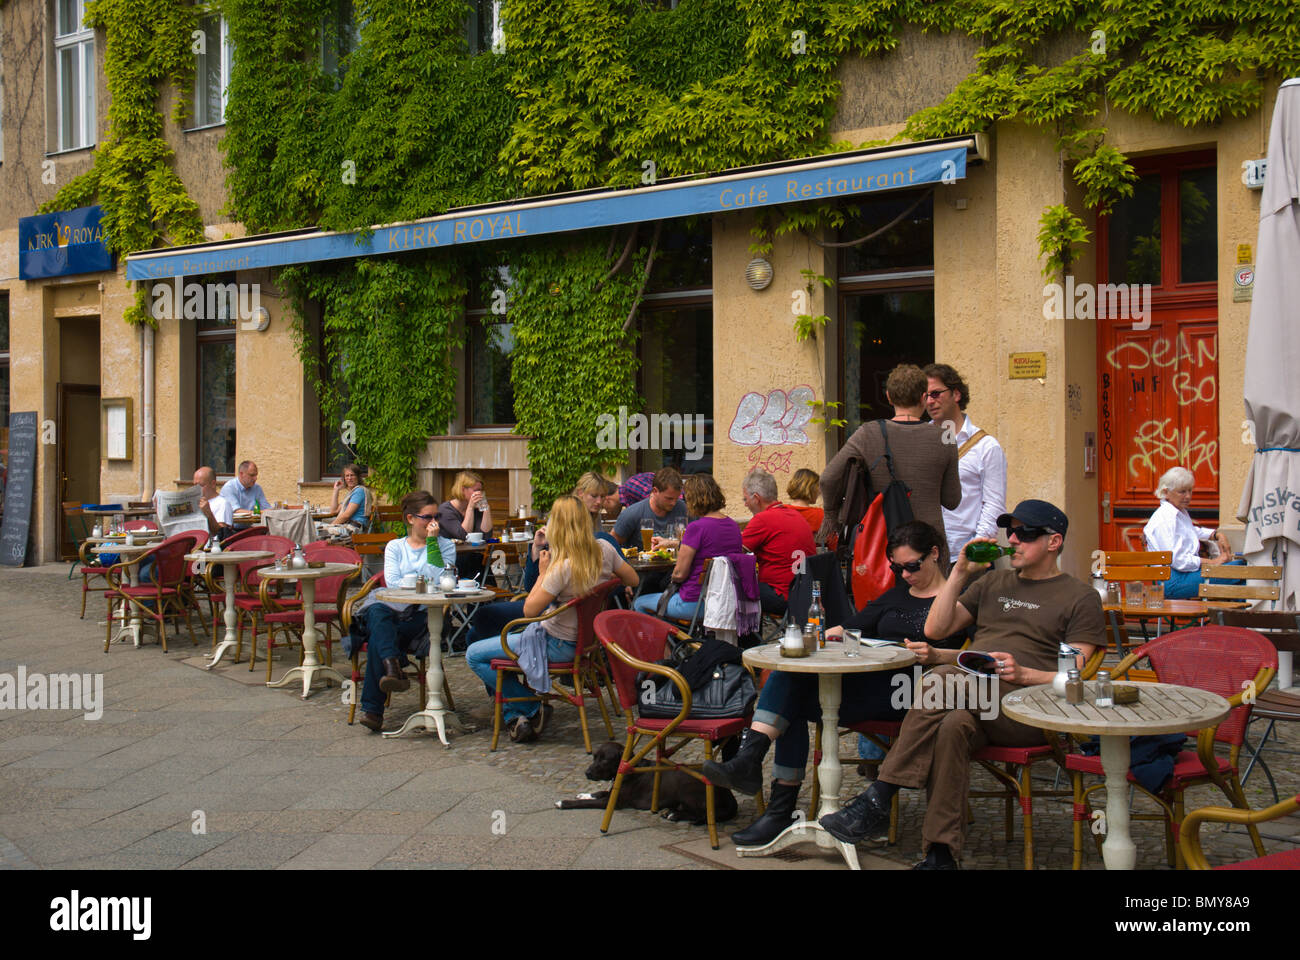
[1,412,38,567]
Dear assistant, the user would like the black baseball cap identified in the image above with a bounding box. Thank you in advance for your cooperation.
[996,499,1068,536]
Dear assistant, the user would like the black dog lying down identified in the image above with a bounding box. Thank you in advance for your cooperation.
[556,741,738,824]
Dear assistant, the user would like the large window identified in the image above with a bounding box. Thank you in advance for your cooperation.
[838,191,935,435]
[466,0,504,55]
[639,219,713,472]
[321,0,361,82]
[54,0,96,150]
[193,275,237,474]
[191,13,231,128]
[1102,155,1216,290]
[466,264,515,428]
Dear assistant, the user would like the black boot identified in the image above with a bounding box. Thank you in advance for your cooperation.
[913,844,958,870]
[379,658,410,694]
[732,780,801,848]
[701,728,771,796]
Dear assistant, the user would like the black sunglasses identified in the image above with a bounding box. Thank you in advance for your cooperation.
[1007,525,1050,542]
[889,559,925,574]
[924,388,952,401]
[412,512,438,522]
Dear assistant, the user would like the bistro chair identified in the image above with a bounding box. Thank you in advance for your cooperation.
[103,532,204,653]
[1068,625,1276,869]
[220,525,268,547]
[339,572,445,725]
[594,609,755,849]
[1197,564,1281,609]
[257,543,361,682]
[63,500,94,574]
[489,577,622,753]
[1180,794,1300,870]
[201,534,295,663]
[351,531,396,579]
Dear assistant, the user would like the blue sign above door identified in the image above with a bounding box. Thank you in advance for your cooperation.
[19,205,115,280]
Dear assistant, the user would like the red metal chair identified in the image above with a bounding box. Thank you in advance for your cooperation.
[489,577,622,753]
[258,543,361,681]
[201,535,295,663]
[103,532,204,652]
[1068,625,1277,869]
[594,609,754,849]
[1180,794,1300,869]
[221,525,268,546]
[124,518,159,532]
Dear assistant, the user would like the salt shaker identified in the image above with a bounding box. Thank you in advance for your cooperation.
[1094,669,1114,708]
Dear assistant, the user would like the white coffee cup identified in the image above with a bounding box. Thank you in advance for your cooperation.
[458,579,478,591]
[400,574,418,589]
[466,532,484,544]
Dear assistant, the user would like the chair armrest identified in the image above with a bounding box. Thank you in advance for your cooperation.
[603,640,694,738]
[498,597,580,660]
[258,574,295,613]
[341,573,383,632]
[1080,646,1106,681]
[1179,793,1300,870]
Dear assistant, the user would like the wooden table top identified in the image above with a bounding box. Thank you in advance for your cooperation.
[1001,681,1229,736]
[1103,600,1207,618]
[374,587,496,607]
[743,640,915,675]
[258,562,357,581]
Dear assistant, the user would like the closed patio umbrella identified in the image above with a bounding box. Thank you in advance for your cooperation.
[1237,77,1300,688]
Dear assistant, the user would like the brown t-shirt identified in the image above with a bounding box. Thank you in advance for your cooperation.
[538,539,620,642]
[958,569,1105,672]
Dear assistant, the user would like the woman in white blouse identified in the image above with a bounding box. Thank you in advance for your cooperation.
[1142,466,1233,599]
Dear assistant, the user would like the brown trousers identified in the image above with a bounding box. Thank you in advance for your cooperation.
[877,665,1043,859]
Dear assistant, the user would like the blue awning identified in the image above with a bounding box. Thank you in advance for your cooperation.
[125,135,984,281]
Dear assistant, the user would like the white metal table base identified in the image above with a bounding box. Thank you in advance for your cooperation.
[383,605,465,745]
[265,577,344,699]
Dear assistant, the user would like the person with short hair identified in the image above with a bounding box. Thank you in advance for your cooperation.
[193,466,233,537]
[352,491,457,733]
[220,460,269,512]
[618,471,655,508]
[634,474,742,621]
[465,495,639,743]
[612,467,688,546]
[819,363,961,564]
[923,363,1007,565]
[785,468,826,540]
[818,499,1104,869]
[740,468,816,615]
[1143,466,1235,599]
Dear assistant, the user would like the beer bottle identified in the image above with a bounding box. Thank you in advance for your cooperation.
[806,581,825,650]
[964,542,1015,564]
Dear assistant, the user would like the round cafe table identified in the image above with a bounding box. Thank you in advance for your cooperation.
[739,641,916,869]
[259,563,356,699]
[1002,681,1229,870]
[94,542,157,647]
[373,587,495,745]
[184,549,274,669]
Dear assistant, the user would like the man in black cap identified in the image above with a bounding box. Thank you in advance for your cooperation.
[819,499,1104,868]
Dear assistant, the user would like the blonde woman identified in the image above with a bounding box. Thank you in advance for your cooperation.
[465,495,638,742]
[437,470,493,540]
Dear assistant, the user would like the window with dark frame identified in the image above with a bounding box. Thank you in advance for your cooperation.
[837,191,935,437]
[188,274,238,476]
[190,12,231,129]
[466,264,515,429]
[321,0,362,84]
[54,0,96,150]
[0,292,10,514]
[465,0,504,55]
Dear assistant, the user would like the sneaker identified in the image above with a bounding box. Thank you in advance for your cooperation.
[819,790,890,845]
[508,716,537,743]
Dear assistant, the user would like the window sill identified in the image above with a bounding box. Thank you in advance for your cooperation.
[183,122,227,133]
[45,144,97,158]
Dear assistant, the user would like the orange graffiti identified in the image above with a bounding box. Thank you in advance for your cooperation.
[747,445,794,475]
[1128,418,1218,478]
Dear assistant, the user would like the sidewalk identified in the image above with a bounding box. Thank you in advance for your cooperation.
[0,562,1295,870]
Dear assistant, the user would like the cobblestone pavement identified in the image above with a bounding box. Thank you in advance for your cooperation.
[1,563,1296,870]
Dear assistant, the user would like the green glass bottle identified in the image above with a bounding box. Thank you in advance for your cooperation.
[426,536,443,568]
[964,542,1015,563]
[253,500,261,517]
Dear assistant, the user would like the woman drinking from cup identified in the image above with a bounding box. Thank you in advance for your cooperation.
[438,470,494,582]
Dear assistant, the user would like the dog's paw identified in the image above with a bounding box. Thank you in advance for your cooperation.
[576,792,597,801]
[553,800,563,809]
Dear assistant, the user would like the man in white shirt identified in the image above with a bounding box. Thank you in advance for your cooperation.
[924,364,1007,564]
[220,460,270,512]
[194,466,234,536]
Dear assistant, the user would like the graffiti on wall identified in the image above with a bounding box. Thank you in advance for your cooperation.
[727,386,815,447]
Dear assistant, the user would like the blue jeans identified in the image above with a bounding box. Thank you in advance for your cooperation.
[632,591,699,621]
[466,630,575,724]
[361,605,429,717]
[1165,559,1245,600]
[753,670,904,782]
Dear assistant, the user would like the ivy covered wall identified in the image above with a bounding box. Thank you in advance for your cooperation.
[52,0,1300,503]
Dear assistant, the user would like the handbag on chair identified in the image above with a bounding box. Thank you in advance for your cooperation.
[635,635,756,720]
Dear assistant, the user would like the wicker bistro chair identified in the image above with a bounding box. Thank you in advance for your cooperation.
[256,544,361,681]
[594,609,759,849]
[103,532,204,653]
[76,537,115,618]
[1067,625,1277,869]
[809,645,1106,868]
[339,572,448,725]
[201,535,296,662]
[1180,793,1300,870]
[489,577,622,753]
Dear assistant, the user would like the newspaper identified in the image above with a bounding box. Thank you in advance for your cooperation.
[154,486,209,538]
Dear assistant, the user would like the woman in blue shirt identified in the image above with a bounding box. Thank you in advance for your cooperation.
[354,490,455,732]
[320,463,370,539]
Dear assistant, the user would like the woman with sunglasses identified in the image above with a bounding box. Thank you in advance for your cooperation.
[702,521,969,848]
[351,491,457,733]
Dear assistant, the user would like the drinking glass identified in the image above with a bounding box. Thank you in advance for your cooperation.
[1105,581,1122,607]
[640,519,654,553]
[1124,580,1144,608]
[843,628,862,658]
[1146,581,1164,608]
